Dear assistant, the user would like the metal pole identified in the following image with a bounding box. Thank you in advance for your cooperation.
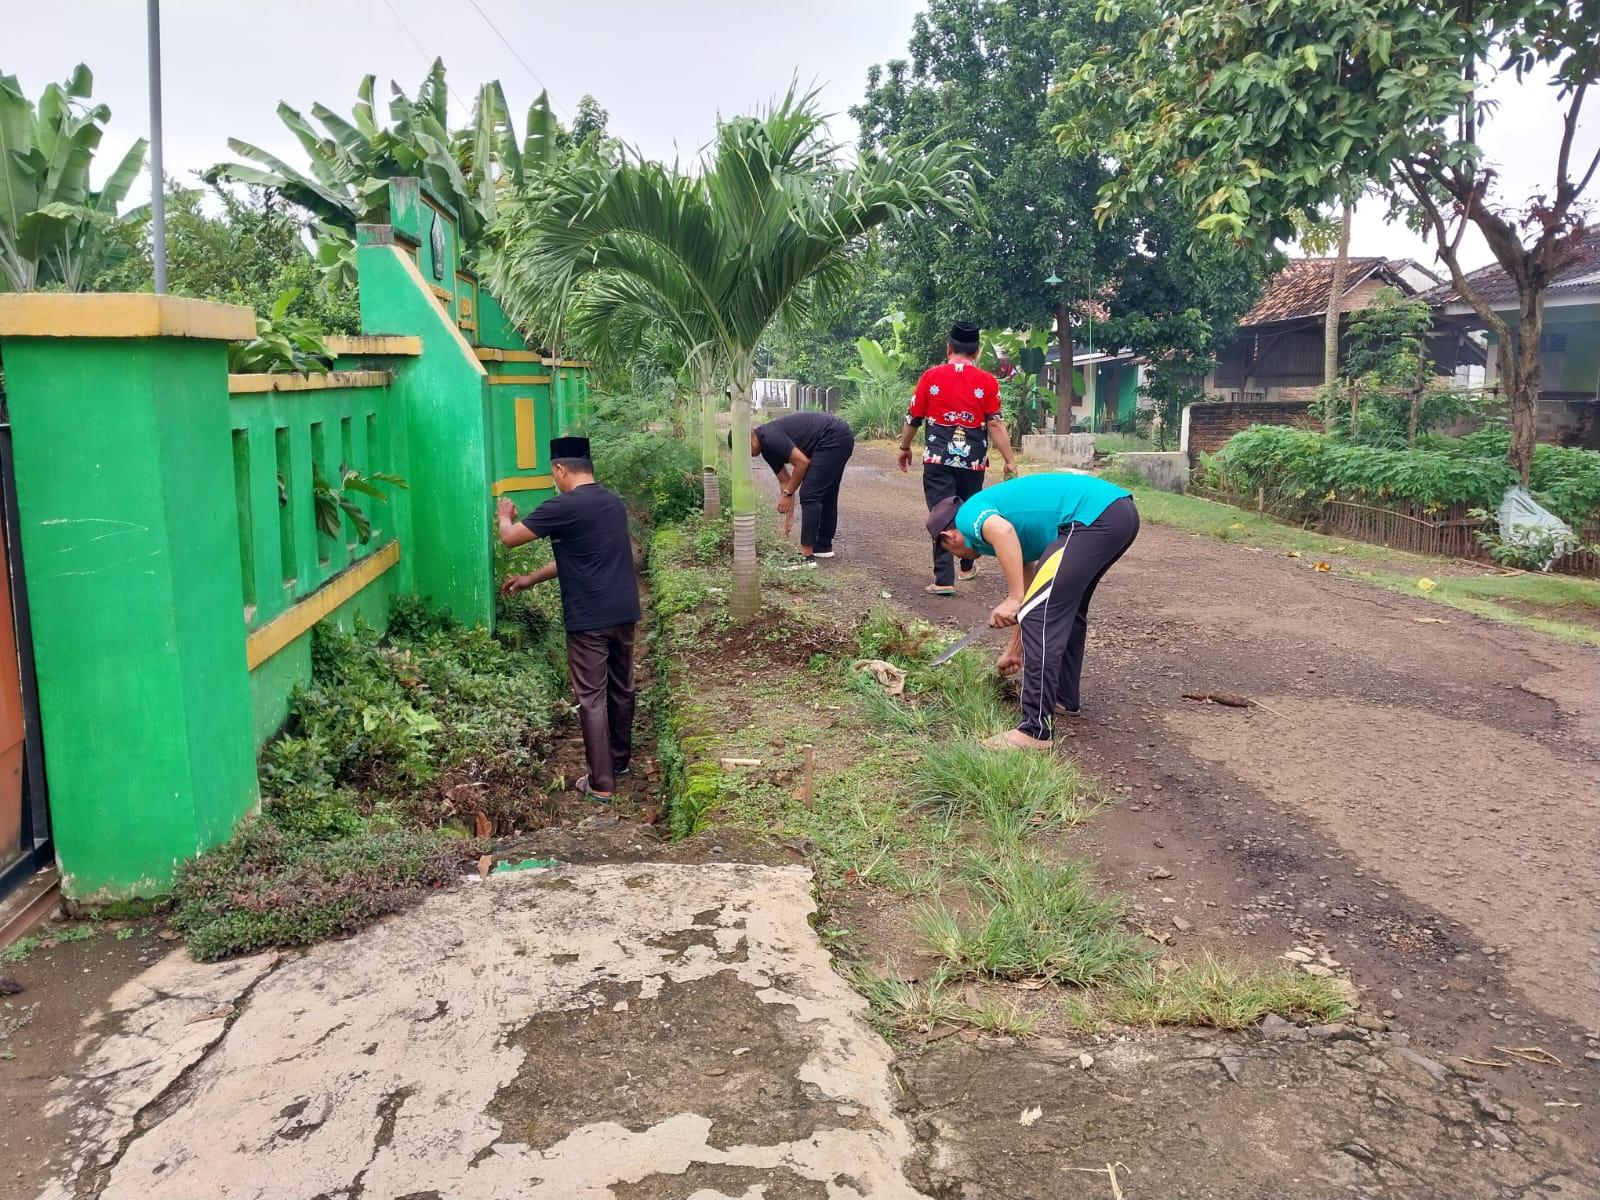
[147,0,167,293]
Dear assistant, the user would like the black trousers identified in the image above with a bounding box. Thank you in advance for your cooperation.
[565,623,636,793]
[1016,497,1140,740]
[923,463,986,585]
[799,433,855,551]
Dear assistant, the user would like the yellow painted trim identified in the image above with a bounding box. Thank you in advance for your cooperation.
[324,334,422,357]
[429,283,453,303]
[247,540,401,668]
[387,247,487,377]
[0,293,255,340]
[228,370,390,394]
[492,475,554,496]
[475,347,542,363]
[540,356,593,368]
[487,374,552,386]
[514,398,540,469]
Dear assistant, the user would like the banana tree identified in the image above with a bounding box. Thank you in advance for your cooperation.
[491,89,973,617]
[207,61,531,281]
[0,64,147,292]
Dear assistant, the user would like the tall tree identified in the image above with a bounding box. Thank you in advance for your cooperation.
[492,90,973,616]
[1061,0,1599,482]
[853,0,1129,430]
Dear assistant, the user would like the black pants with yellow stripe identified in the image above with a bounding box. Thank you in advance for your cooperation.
[1016,496,1140,740]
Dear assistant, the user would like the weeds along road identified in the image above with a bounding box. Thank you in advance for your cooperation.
[799,444,1600,1096]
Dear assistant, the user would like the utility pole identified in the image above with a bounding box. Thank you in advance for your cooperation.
[147,0,167,293]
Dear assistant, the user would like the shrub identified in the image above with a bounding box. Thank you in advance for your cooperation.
[593,426,703,525]
[174,593,566,958]
[1214,425,1517,513]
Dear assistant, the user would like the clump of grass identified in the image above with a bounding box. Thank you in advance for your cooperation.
[908,651,1012,737]
[857,607,939,662]
[961,995,1042,1037]
[919,854,1153,987]
[917,742,1090,842]
[852,968,961,1039]
[1099,953,1352,1030]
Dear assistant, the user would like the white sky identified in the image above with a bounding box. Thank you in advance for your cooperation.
[9,0,1596,274]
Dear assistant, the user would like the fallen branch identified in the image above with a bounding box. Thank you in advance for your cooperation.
[1458,1055,1512,1069]
[1063,1163,1128,1199]
[720,758,762,769]
[1181,691,1286,718]
[1493,1044,1564,1067]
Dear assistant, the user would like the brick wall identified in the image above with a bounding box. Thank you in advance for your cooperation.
[1183,400,1318,463]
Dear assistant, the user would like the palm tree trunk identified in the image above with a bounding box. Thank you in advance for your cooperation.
[729,365,759,618]
[700,384,721,518]
[1323,205,1352,431]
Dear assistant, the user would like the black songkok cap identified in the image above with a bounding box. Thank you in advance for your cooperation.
[927,496,960,541]
[949,321,981,346]
[550,436,591,460]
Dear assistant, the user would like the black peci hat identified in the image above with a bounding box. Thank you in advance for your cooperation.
[926,496,960,541]
[949,321,981,346]
[550,435,591,460]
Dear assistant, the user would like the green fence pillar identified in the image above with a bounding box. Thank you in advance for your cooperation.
[355,231,496,627]
[0,295,261,899]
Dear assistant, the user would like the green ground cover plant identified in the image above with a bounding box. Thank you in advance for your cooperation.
[172,591,568,960]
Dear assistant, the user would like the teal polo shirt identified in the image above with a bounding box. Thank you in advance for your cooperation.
[954,473,1132,561]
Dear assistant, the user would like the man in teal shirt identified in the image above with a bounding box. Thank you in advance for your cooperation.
[927,472,1139,750]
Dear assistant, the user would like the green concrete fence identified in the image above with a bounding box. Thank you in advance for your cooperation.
[0,181,589,900]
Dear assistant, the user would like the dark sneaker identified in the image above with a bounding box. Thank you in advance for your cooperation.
[780,556,818,572]
[813,548,837,559]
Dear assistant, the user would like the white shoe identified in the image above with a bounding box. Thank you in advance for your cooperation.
[813,549,837,559]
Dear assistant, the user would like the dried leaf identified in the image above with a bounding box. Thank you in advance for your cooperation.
[185,1002,234,1025]
[157,929,181,941]
[477,854,494,880]
[1019,1105,1043,1126]
[474,811,493,839]
[1285,550,1301,558]
[1314,561,1332,573]
[1417,577,1437,592]
[964,984,982,1009]
[1008,977,1050,991]
[1413,616,1449,624]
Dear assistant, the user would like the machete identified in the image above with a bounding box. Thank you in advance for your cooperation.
[931,624,990,666]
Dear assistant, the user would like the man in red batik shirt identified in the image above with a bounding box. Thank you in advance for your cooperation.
[898,321,1018,595]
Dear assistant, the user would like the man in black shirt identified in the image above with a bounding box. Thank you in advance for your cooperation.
[497,436,640,801]
[742,410,856,568]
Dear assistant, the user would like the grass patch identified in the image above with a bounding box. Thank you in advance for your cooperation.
[1098,953,1353,1030]
[919,854,1153,987]
[172,591,568,960]
[1,925,97,963]
[1092,432,1157,455]
[648,553,1348,1035]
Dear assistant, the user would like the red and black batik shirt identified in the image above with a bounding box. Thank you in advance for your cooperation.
[908,361,1002,471]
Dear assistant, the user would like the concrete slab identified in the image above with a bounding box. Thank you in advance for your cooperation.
[37,863,922,1200]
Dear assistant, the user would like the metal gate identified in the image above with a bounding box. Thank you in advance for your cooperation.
[0,419,50,902]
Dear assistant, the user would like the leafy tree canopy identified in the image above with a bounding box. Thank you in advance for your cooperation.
[1057,0,1599,478]
[855,0,1264,387]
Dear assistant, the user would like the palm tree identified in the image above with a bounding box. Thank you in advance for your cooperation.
[492,89,972,616]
